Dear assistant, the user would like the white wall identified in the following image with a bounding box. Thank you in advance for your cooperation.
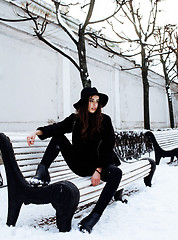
[0,22,63,130]
[119,69,144,129]
[171,82,178,128]
[0,0,177,132]
[149,73,170,129]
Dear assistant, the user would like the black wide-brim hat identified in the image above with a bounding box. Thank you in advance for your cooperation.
[73,87,108,109]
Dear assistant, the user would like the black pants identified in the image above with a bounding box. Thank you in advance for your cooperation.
[40,135,122,215]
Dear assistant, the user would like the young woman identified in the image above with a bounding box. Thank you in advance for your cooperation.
[27,87,122,233]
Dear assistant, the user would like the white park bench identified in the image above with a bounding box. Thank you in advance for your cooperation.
[0,131,156,231]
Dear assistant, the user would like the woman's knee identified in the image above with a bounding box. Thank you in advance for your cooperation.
[103,166,122,189]
[51,134,69,147]
[101,166,122,186]
[110,165,122,175]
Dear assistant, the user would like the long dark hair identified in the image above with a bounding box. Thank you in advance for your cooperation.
[76,96,103,139]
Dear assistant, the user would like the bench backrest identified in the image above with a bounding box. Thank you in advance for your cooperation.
[152,130,178,151]
[0,132,153,208]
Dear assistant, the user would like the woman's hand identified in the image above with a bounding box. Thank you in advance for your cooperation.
[27,130,43,147]
[27,131,37,147]
[91,169,101,186]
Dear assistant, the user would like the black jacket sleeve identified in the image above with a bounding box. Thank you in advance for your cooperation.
[97,114,115,168]
[37,113,75,140]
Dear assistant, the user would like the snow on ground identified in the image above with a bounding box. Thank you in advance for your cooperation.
[0,154,178,240]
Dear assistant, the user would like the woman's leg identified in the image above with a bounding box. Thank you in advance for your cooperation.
[40,135,73,168]
[93,165,122,215]
[30,135,73,185]
[79,165,122,233]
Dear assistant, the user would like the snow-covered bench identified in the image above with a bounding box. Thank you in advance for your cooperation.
[145,130,178,165]
[0,131,156,231]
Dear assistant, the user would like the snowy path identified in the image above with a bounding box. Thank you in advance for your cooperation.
[0,155,178,240]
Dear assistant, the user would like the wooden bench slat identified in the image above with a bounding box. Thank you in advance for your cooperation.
[15,153,63,162]
[16,153,63,161]
[157,142,178,146]
[21,166,71,178]
[156,139,178,142]
[14,147,47,154]
[50,174,80,183]
[18,159,42,166]
[122,165,150,179]
[79,194,100,207]
[155,136,178,140]
[15,152,46,160]
[12,142,49,148]
[159,145,178,151]
[120,161,150,172]
[119,170,150,188]
[17,157,63,166]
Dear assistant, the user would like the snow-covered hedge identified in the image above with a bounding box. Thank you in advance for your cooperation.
[114,131,153,162]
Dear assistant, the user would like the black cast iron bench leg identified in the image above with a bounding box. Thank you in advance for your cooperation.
[145,131,178,165]
[143,158,156,187]
[0,133,80,232]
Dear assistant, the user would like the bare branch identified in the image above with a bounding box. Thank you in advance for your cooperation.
[0,16,38,22]
[35,30,81,72]
[81,0,95,31]
[86,31,127,44]
[88,0,125,25]
[41,13,48,34]
[107,20,140,43]
[146,0,158,40]
[88,33,142,58]
[128,0,142,40]
[52,0,78,45]
[25,2,80,73]
[121,66,141,71]
[25,2,39,31]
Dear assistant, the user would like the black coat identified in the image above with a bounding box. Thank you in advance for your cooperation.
[37,113,115,176]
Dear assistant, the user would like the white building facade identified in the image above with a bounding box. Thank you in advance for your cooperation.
[0,0,177,132]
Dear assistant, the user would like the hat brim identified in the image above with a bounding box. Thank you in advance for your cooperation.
[73,93,108,109]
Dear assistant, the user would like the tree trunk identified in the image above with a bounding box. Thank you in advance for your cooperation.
[77,26,91,88]
[166,86,175,128]
[141,47,150,130]
[176,36,178,78]
[161,56,175,128]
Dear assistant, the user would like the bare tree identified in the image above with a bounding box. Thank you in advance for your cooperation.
[0,0,124,88]
[25,0,96,88]
[176,34,178,76]
[111,0,164,130]
[154,24,178,128]
[170,32,178,78]
[87,0,163,129]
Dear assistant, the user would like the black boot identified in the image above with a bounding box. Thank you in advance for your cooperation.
[114,189,128,203]
[79,212,101,233]
[30,164,50,186]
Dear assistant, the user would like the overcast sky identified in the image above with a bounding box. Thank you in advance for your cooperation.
[160,0,178,24]
[45,0,178,26]
[44,0,177,74]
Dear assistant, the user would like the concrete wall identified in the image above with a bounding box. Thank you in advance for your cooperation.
[171,82,178,128]
[0,0,177,132]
